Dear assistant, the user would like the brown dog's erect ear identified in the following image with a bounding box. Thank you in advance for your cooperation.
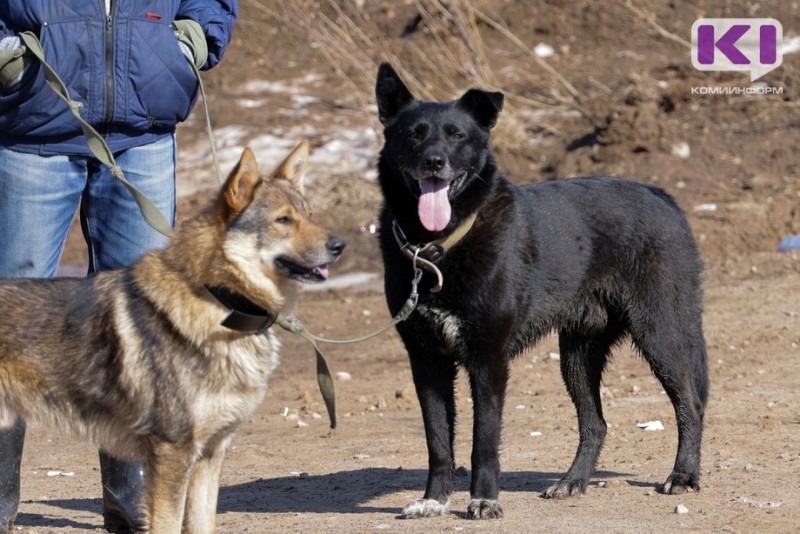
[223,147,261,217]
[375,62,415,126]
[273,140,309,194]
[457,88,505,130]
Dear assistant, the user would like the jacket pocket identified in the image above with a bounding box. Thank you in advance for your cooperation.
[120,16,199,129]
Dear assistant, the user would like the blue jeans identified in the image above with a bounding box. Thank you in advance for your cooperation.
[0,134,176,277]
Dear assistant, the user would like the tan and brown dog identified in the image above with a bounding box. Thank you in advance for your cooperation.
[0,142,344,533]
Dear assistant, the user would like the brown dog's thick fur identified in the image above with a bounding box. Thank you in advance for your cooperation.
[0,142,344,533]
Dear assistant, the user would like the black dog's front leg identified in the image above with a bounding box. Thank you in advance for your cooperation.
[402,350,458,518]
[466,360,508,519]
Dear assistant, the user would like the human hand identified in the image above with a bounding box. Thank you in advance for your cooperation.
[173,19,208,69]
[0,36,31,87]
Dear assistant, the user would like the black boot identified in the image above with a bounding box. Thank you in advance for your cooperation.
[99,452,146,533]
[0,417,25,534]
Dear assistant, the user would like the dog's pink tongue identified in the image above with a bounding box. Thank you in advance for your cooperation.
[315,265,330,280]
[418,178,451,232]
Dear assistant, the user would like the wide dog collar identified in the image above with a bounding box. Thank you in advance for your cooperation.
[205,285,277,334]
[392,212,478,262]
[392,212,477,262]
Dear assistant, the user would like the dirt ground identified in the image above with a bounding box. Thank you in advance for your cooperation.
[12,1,800,532]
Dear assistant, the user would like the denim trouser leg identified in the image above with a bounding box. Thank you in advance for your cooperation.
[0,148,84,278]
[81,135,176,273]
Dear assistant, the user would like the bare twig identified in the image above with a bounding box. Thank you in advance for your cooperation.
[242,0,275,15]
[621,0,691,49]
[259,0,584,149]
[469,6,581,107]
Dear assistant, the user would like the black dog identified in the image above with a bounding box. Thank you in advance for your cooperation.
[375,63,708,520]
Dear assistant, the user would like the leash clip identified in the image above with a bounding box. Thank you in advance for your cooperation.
[411,245,421,272]
[281,315,304,334]
[392,219,446,293]
[409,267,423,305]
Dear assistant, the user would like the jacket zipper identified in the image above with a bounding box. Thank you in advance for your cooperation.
[103,0,116,131]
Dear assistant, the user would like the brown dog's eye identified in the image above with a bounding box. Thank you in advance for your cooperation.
[275,216,293,225]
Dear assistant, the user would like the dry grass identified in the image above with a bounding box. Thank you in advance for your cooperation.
[247,0,585,149]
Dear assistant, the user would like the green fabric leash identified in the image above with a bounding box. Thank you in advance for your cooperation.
[274,274,421,431]
[275,316,338,430]
[179,34,224,188]
[276,294,418,345]
[18,31,173,236]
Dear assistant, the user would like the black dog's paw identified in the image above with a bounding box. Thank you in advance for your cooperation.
[401,498,450,518]
[466,499,504,519]
[661,472,700,495]
[542,478,587,499]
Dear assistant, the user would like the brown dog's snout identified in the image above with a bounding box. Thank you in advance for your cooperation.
[326,236,346,257]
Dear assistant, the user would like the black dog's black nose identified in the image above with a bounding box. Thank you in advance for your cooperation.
[326,236,346,256]
[424,152,446,172]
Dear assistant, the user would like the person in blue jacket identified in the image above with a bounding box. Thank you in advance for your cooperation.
[0,1,238,531]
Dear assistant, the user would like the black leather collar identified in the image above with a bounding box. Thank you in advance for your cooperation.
[205,285,277,334]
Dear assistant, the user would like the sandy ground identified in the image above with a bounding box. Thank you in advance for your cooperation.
[13,257,800,533]
[9,1,800,532]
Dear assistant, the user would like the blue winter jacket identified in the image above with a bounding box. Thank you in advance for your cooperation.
[0,0,238,155]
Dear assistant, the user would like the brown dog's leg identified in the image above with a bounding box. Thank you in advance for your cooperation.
[145,441,196,534]
[183,434,235,534]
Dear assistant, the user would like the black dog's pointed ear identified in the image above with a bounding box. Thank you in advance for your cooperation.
[376,62,415,125]
[457,89,505,129]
